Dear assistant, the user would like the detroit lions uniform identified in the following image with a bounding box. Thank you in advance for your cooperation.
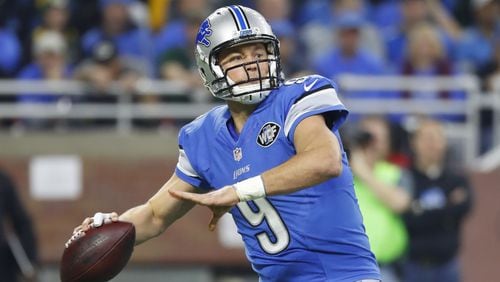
[175,75,380,282]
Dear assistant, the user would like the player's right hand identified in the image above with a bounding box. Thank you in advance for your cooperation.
[66,212,118,248]
[91,212,119,228]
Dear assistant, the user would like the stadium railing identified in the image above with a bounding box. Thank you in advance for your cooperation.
[0,75,498,170]
[337,74,480,165]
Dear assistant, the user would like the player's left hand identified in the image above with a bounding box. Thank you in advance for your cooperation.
[169,186,239,231]
[169,185,239,206]
[66,212,119,248]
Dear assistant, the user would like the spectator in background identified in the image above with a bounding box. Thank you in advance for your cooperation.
[75,40,145,98]
[157,12,205,101]
[0,0,37,69]
[383,0,461,70]
[0,26,21,127]
[154,1,211,127]
[32,0,79,63]
[368,0,402,31]
[332,0,386,59]
[18,31,73,101]
[396,23,465,122]
[402,118,473,282]
[475,36,500,153]
[0,27,22,77]
[399,22,457,88]
[384,0,430,67]
[349,116,411,282]
[479,36,500,92]
[300,0,385,63]
[312,11,386,81]
[0,0,27,77]
[16,31,73,129]
[0,16,23,127]
[255,0,304,76]
[127,0,150,29]
[67,0,101,39]
[81,0,153,76]
[366,0,461,29]
[269,20,305,77]
[74,40,147,128]
[292,0,332,28]
[153,0,209,75]
[0,168,38,282]
[312,11,386,100]
[457,0,500,78]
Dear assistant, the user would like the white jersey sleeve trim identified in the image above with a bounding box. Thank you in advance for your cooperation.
[284,88,343,137]
[176,149,199,178]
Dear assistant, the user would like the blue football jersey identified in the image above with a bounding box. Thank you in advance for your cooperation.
[176,75,380,282]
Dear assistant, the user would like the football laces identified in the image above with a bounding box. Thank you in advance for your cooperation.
[65,231,85,248]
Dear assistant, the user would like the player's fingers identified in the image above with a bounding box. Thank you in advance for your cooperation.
[73,225,85,234]
[76,224,91,233]
[208,216,216,231]
[82,217,93,226]
[110,212,119,222]
[103,212,118,224]
[208,213,222,231]
[208,213,225,231]
[76,217,93,233]
[208,206,231,231]
[73,226,81,234]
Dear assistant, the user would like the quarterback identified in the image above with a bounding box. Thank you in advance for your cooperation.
[70,5,380,282]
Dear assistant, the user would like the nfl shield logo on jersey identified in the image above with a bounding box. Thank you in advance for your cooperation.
[233,147,243,161]
[257,122,281,147]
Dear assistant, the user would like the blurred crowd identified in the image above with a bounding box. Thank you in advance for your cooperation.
[346,115,473,282]
[0,0,498,84]
[0,0,498,132]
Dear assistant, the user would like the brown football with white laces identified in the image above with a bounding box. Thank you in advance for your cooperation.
[60,221,135,282]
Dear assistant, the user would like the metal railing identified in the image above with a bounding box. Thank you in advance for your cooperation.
[0,75,498,169]
[338,74,482,165]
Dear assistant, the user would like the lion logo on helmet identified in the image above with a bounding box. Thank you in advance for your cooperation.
[196,19,212,47]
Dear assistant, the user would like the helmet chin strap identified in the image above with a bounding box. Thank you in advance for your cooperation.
[225,76,271,104]
[230,90,271,104]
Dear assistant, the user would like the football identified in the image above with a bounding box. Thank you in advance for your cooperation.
[60,221,135,282]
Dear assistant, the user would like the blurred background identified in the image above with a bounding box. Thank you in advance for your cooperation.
[0,0,499,281]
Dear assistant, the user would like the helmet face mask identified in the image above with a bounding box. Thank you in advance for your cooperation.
[195,6,283,104]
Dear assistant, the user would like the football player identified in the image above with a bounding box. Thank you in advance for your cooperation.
[69,6,380,282]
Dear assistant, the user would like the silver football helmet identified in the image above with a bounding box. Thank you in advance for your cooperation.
[195,6,283,104]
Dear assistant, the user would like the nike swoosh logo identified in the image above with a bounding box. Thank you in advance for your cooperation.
[303,78,319,92]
